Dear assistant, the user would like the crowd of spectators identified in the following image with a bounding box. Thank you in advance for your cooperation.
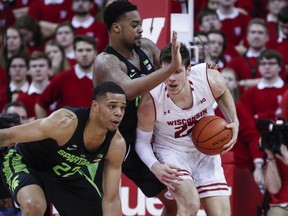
[1,0,288,215]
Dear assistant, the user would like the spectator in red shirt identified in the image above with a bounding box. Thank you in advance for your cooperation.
[240,49,288,128]
[71,0,108,53]
[28,0,72,39]
[216,0,251,55]
[35,35,97,118]
[227,18,270,90]
[197,9,239,63]
[17,52,51,119]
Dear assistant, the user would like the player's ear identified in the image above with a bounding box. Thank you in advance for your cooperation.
[91,100,99,113]
[112,23,121,33]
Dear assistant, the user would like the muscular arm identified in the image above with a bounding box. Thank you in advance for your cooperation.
[136,94,182,189]
[93,32,181,100]
[208,69,239,152]
[102,131,126,216]
[0,108,77,147]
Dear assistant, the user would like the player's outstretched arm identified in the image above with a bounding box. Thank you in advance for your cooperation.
[208,68,239,153]
[93,31,182,100]
[136,94,182,190]
[0,108,77,147]
[102,131,126,216]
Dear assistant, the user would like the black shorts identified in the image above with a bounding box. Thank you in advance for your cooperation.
[122,144,166,197]
[1,149,103,216]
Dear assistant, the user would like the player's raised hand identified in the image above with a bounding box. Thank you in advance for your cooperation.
[151,162,183,190]
[170,31,182,71]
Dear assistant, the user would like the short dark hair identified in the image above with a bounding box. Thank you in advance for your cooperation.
[55,22,75,35]
[197,9,219,25]
[103,0,137,30]
[3,101,28,114]
[73,35,97,50]
[258,49,283,67]
[7,53,29,70]
[247,18,269,35]
[160,43,190,69]
[278,6,288,24]
[29,52,52,68]
[207,29,227,52]
[93,81,125,101]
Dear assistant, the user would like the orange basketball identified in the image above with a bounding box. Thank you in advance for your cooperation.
[191,116,232,155]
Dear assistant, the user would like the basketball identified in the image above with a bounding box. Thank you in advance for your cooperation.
[191,116,232,155]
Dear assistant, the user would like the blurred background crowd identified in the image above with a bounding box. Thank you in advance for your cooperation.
[1,0,288,215]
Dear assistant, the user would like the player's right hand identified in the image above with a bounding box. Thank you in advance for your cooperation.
[151,162,183,190]
[170,31,182,72]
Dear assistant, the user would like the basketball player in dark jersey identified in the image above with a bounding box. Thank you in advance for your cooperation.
[0,82,126,216]
[93,1,183,215]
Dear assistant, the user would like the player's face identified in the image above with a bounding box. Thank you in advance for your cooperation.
[9,58,28,82]
[117,11,143,49]
[29,59,51,81]
[95,93,126,131]
[247,24,269,50]
[74,41,97,69]
[163,62,190,95]
[258,57,281,80]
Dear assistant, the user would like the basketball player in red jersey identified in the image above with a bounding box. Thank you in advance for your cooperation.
[135,43,239,216]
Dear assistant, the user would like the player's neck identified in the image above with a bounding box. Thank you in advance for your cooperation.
[110,40,135,59]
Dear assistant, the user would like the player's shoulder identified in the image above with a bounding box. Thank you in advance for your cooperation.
[48,108,78,128]
[140,38,159,52]
[95,52,121,64]
[109,130,126,155]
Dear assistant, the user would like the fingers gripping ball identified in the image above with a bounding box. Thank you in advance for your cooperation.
[191,116,232,155]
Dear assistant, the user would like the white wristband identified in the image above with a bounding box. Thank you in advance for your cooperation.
[135,128,158,170]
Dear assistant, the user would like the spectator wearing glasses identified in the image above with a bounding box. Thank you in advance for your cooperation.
[240,49,288,131]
